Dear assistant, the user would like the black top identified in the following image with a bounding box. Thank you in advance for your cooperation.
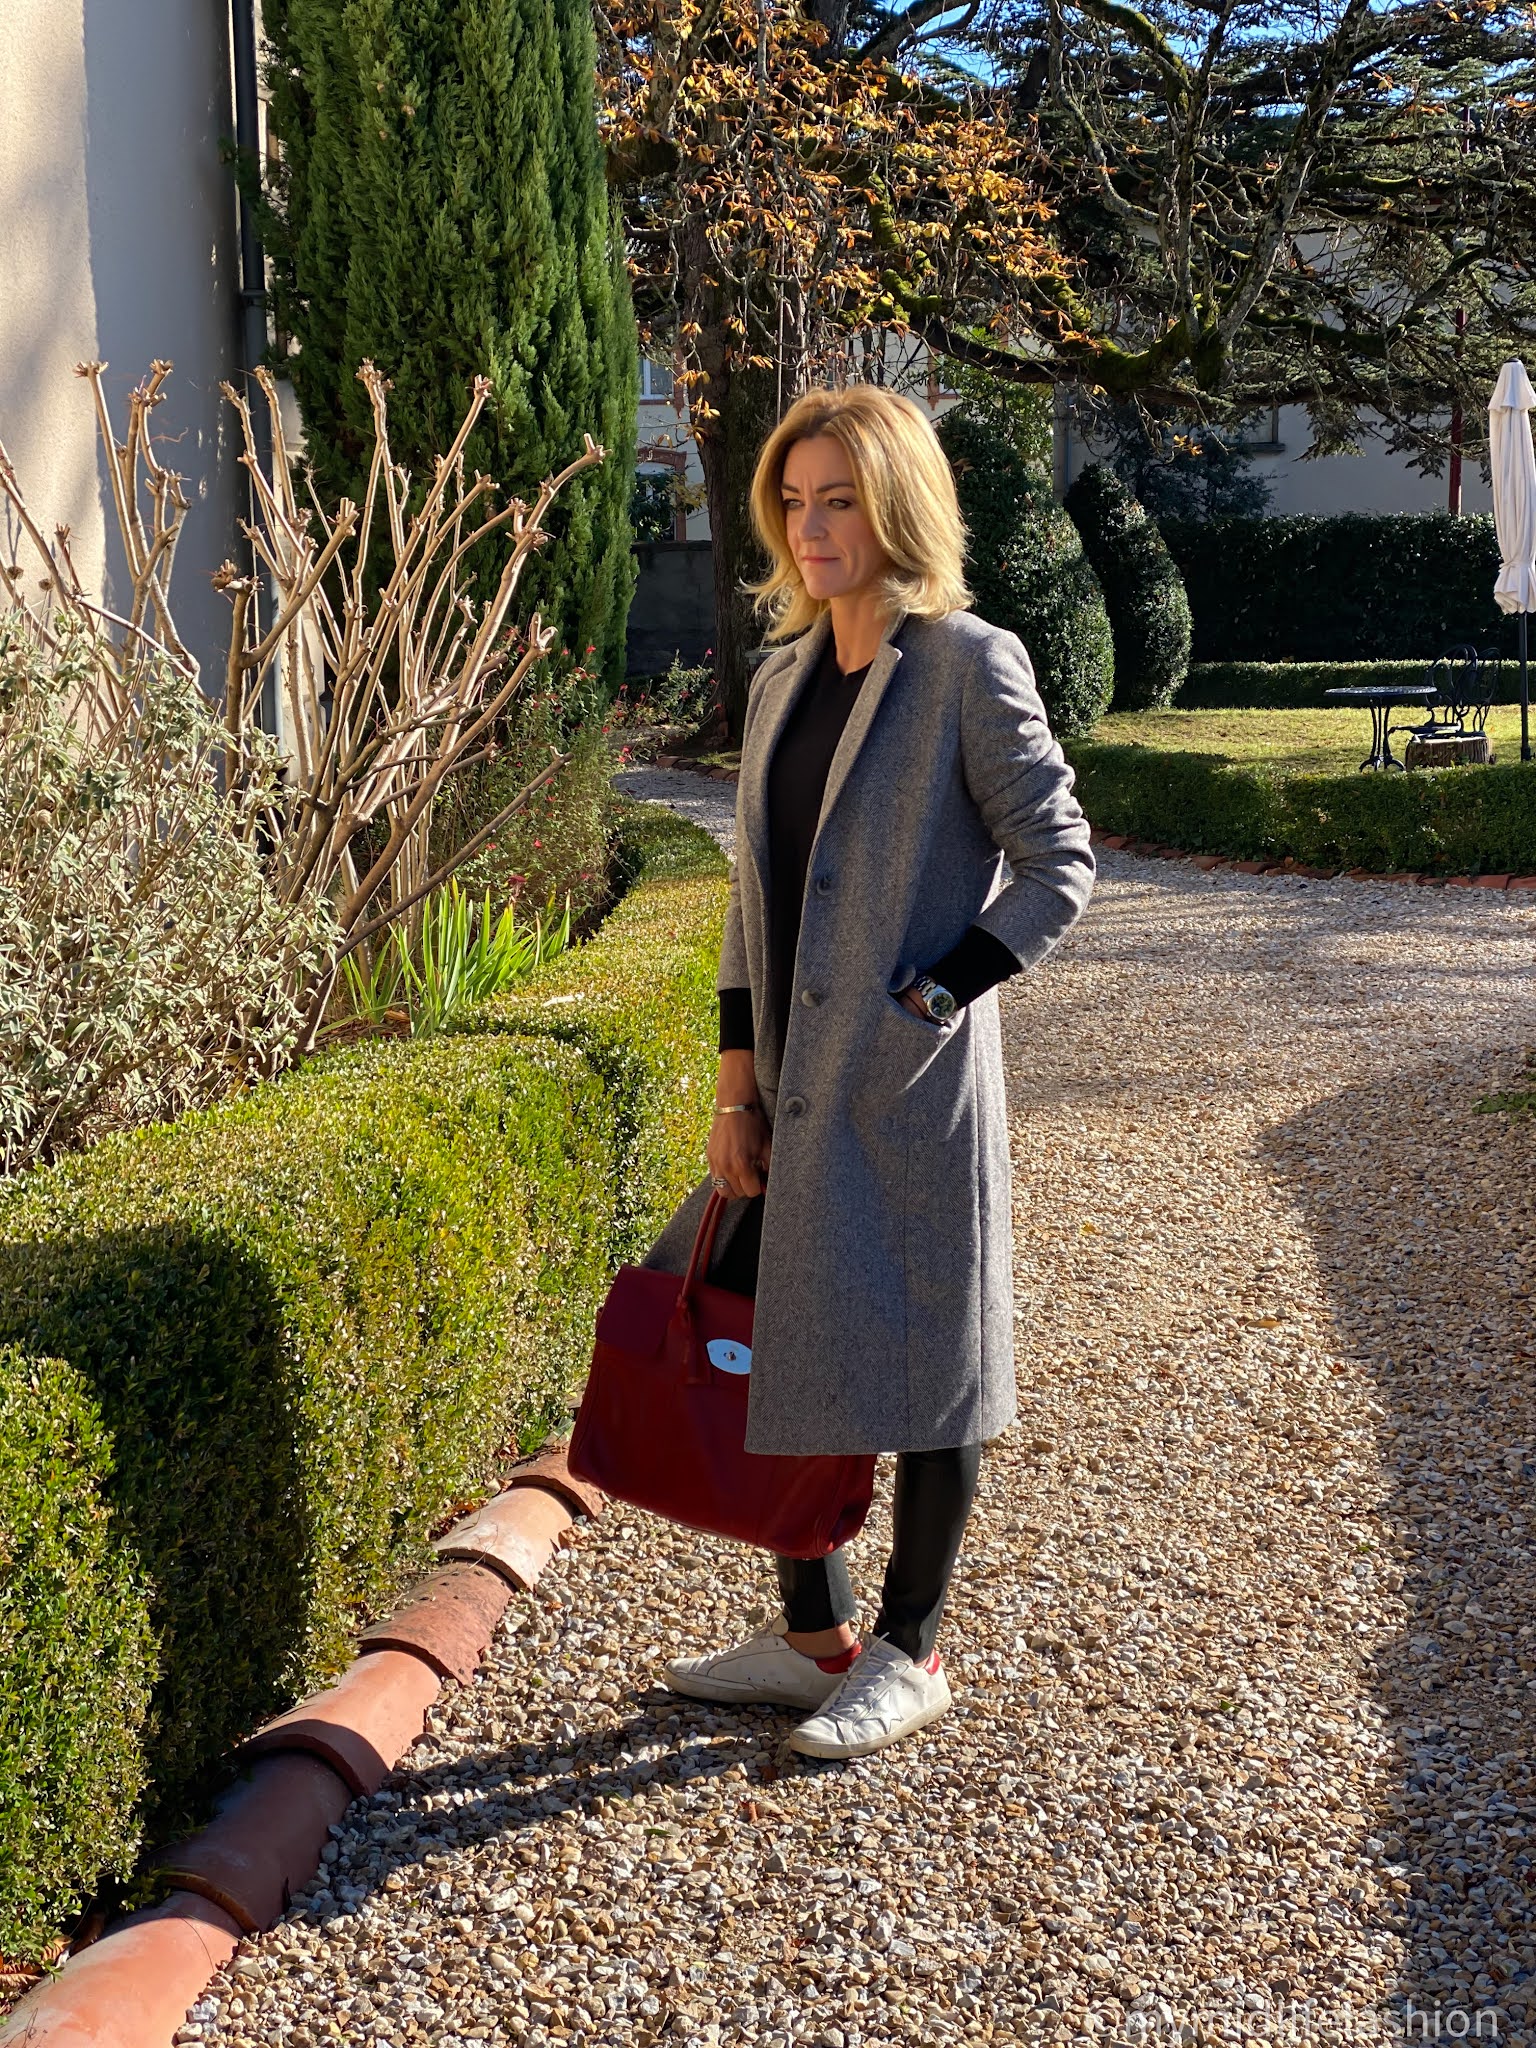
[718,631,1020,1054]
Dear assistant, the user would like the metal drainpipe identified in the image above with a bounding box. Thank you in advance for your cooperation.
[229,0,276,730]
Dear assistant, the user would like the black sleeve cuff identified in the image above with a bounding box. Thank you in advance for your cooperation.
[718,986,755,1053]
[928,927,1021,1009]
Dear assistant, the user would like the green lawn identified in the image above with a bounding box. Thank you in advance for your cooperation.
[1094,704,1531,778]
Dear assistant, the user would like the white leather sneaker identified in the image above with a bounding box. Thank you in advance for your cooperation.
[662,1612,858,1710]
[787,1634,953,1758]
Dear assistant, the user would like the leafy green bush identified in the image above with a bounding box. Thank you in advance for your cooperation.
[0,804,727,1955]
[0,1348,154,1960]
[0,617,332,1173]
[1158,513,1505,663]
[939,365,1054,470]
[611,653,719,732]
[1067,742,1536,875]
[1177,660,1452,709]
[1064,463,1191,711]
[939,412,1115,737]
[431,693,619,934]
[0,1031,617,1850]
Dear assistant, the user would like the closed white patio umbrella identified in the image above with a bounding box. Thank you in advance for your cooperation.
[1489,359,1536,761]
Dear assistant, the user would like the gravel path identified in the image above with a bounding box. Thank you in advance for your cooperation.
[613,767,738,858]
[186,800,1536,2048]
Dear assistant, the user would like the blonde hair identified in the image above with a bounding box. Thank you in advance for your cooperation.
[746,385,972,641]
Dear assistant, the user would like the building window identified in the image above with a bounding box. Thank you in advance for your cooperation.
[640,359,674,402]
[1233,404,1283,452]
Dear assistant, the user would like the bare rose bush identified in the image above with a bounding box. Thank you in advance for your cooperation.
[0,360,606,1169]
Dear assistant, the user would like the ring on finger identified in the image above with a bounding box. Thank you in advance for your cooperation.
[710,1175,733,1194]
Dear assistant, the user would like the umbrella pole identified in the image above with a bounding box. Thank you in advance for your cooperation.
[1523,612,1531,763]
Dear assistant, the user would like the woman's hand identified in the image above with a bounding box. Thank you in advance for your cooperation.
[707,1051,771,1198]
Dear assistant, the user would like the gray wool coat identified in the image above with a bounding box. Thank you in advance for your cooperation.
[643,605,1095,1456]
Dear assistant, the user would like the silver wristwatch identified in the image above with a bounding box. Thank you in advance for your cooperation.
[911,974,958,1022]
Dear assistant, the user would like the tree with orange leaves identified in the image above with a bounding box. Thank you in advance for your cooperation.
[603,0,1536,730]
[598,0,1067,728]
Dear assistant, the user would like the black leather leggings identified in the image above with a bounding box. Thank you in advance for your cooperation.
[775,1442,983,1664]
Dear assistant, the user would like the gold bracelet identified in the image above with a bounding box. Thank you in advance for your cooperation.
[713,1102,761,1116]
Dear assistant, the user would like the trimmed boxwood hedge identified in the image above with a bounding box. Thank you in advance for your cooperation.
[472,803,724,1263]
[0,802,726,1961]
[1159,513,1504,664]
[1176,660,1451,710]
[0,1349,155,1961]
[1063,463,1191,711]
[1067,742,1536,876]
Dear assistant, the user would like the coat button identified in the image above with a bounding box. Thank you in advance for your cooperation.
[783,1095,807,1116]
[814,874,833,895]
[800,988,821,1007]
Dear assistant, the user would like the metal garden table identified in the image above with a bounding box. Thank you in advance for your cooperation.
[1322,684,1439,771]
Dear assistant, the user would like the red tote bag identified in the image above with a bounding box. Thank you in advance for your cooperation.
[568,1192,875,1559]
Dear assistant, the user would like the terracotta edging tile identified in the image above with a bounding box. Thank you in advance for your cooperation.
[0,1891,240,2047]
[433,1480,576,1591]
[1,1455,601,2042]
[237,1647,441,1798]
[358,1561,513,1685]
[504,1443,605,1522]
[153,1751,353,1935]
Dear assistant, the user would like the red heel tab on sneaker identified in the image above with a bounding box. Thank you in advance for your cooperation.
[923,1650,942,1675]
[815,1644,862,1675]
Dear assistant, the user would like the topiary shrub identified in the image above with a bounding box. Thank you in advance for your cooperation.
[938,412,1114,737]
[1064,463,1191,711]
[1177,660,1448,709]
[0,1347,154,1961]
[474,800,727,1261]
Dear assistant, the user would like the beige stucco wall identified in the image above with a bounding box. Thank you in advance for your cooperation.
[0,0,246,682]
[1062,404,1494,520]
[1255,406,1492,518]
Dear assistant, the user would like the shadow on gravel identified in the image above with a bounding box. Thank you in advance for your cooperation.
[286,1696,791,1918]
[1265,1054,1536,2039]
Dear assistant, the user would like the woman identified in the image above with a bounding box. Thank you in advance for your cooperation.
[649,385,1094,1759]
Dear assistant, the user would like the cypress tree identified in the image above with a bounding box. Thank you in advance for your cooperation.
[1064,463,1192,710]
[259,0,637,697]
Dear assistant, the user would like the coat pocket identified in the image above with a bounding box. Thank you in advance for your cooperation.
[877,988,960,1091]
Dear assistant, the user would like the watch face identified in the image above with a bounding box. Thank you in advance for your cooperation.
[924,981,958,1020]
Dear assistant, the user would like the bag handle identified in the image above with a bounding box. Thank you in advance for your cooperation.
[678,1189,731,1308]
[672,1190,731,1386]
